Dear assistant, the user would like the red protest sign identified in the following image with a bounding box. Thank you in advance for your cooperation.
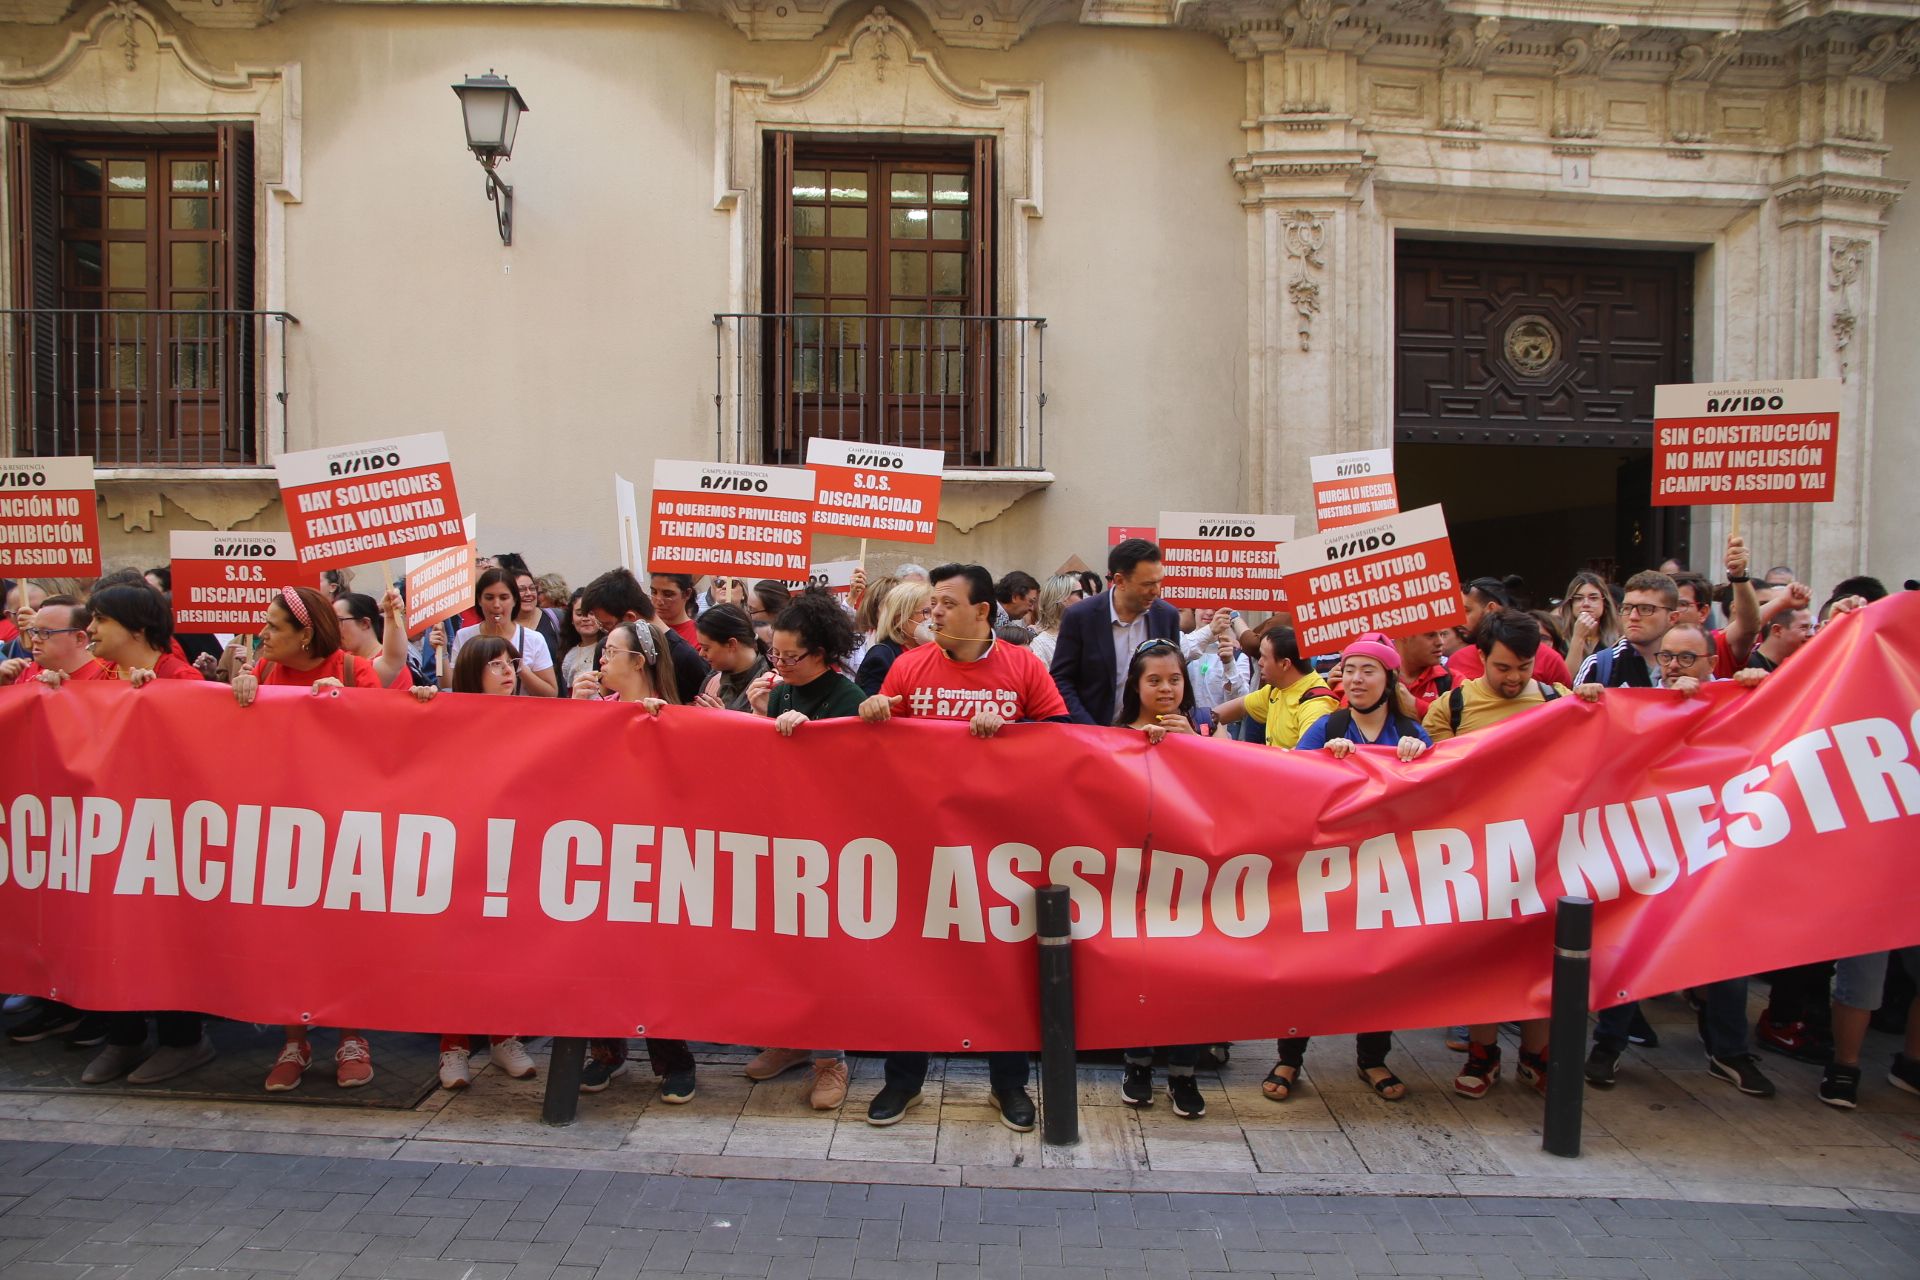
[0,456,101,577]
[1310,448,1398,531]
[1275,504,1466,651]
[275,433,466,572]
[1109,525,1155,547]
[1652,379,1840,506]
[167,531,300,635]
[649,460,815,582]
[1157,512,1295,610]
[404,514,479,636]
[805,439,943,543]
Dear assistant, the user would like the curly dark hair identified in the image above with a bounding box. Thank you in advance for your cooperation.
[770,588,858,667]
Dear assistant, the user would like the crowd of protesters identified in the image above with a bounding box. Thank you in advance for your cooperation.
[2,535,1916,1129]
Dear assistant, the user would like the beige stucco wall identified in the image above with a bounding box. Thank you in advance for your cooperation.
[46,6,1249,585]
[1872,79,1920,593]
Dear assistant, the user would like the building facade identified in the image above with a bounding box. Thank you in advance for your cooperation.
[3,0,1916,595]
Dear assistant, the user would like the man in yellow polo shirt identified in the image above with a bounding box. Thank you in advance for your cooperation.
[1211,625,1336,749]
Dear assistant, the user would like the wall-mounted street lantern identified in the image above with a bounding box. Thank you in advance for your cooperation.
[451,71,528,246]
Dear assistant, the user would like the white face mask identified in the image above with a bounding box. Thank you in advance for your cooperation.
[913,621,936,646]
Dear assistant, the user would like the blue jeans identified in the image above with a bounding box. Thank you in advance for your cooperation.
[1595,979,1749,1058]
[884,1052,1028,1096]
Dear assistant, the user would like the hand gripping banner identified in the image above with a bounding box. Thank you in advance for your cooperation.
[2,595,1918,1051]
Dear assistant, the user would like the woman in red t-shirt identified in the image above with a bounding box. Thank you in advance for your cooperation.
[87,584,206,686]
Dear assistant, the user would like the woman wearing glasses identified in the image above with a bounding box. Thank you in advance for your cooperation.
[443,568,557,697]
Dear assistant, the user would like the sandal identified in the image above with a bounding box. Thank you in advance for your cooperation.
[1261,1062,1300,1101]
[1357,1065,1407,1101]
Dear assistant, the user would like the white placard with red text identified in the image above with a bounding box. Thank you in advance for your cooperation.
[0,456,101,577]
[805,438,943,544]
[1652,379,1840,506]
[1275,504,1466,651]
[1310,449,1399,530]
[275,433,466,571]
[167,531,299,635]
[1157,512,1296,609]
[649,461,815,583]
[403,513,480,637]
[805,559,861,599]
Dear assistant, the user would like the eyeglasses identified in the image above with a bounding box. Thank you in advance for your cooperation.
[1134,638,1180,657]
[484,659,517,677]
[21,627,85,642]
[1654,650,1707,666]
[1621,603,1669,616]
[601,646,635,661]
[769,648,813,667]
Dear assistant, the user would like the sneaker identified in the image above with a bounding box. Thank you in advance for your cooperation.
[1454,1042,1502,1099]
[1198,1043,1231,1070]
[809,1059,849,1110]
[1167,1074,1206,1119]
[743,1046,812,1081]
[1626,1007,1660,1048]
[1585,1044,1621,1088]
[81,1043,149,1084]
[579,1048,628,1094]
[335,1036,374,1088]
[488,1037,537,1080]
[990,1087,1036,1133]
[1756,1012,1833,1064]
[65,1015,111,1049]
[866,1084,922,1126]
[126,1036,215,1085]
[7,1005,82,1043]
[1120,1062,1153,1107]
[438,1048,473,1090]
[1518,1046,1550,1095]
[1890,1053,1920,1097]
[1444,1026,1470,1052]
[1707,1052,1777,1097]
[263,1040,312,1092]
[659,1070,697,1104]
[1820,1063,1862,1109]
[1,995,34,1015]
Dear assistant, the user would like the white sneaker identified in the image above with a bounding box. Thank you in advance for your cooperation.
[438,1048,472,1090]
[488,1037,537,1079]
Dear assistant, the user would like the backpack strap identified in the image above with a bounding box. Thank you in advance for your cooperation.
[1322,707,1353,742]
[1538,680,1560,702]
[340,653,356,687]
[1448,684,1466,733]
[1300,686,1338,703]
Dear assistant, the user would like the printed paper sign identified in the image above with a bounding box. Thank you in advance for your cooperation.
[1310,449,1399,530]
[1652,379,1840,506]
[404,514,480,637]
[0,456,101,576]
[614,474,643,572]
[275,433,467,571]
[1157,512,1296,610]
[805,439,943,543]
[167,531,299,635]
[1275,504,1466,651]
[649,460,815,582]
[1109,526,1156,547]
[805,559,861,599]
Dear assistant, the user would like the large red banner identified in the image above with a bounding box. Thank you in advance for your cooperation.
[1,596,1917,1050]
[0,456,101,577]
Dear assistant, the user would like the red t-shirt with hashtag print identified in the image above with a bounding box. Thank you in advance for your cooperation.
[880,639,1069,722]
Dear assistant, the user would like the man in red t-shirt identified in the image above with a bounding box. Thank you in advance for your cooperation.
[856,563,1065,1135]
[1446,578,1573,687]
[650,574,701,646]
[0,597,110,687]
[1393,628,1454,715]
[1671,533,1762,679]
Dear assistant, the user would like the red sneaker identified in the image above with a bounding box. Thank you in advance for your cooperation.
[1454,1042,1502,1100]
[335,1036,374,1088]
[1755,1012,1833,1064]
[264,1041,311,1092]
[1518,1046,1549,1095]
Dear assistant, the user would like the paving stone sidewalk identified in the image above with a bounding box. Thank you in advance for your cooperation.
[1,1138,1918,1280]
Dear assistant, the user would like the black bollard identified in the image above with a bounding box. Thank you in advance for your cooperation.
[1036,885,1079,1146]
[541,1036,588,1126]
[1542,896,1594,1158]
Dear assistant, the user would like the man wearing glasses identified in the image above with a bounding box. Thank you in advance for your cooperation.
[0,596,109,687]
[1575,571,1679,690]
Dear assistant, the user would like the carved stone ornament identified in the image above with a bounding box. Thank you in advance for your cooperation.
[1440,17,1506,71]
[1830,237,1868,292]
[1555,24,1626,78]
[1282,0,1350,51]
[1672,31,1741,84]
[1502,315,1559,377]
[1851,23,1920,82]
[1283,210,1326,269]
[1282,210,1327,352]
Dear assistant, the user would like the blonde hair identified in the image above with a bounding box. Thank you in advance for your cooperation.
[1035,574,1080,635]
[877,580,932,647]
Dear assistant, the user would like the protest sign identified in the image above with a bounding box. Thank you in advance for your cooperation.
[167,532,300,634]
[0,456,100,577]
[1109,526,1156,547]
[1652,379,1840,506]
[648,460,814,582]
[276,433,466,571]
[1275,504,1466,650]
[1157,512,1295,609]
[1310,448,1399,530]
[805,559,861,599]
[403,514,480,636]
[614,474,643,572]
[806,439,942,543]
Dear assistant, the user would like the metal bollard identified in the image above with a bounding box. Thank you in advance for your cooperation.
[1542,896,1594,1158]
[1036,884,1079,1146]
[542,1036,588,1126]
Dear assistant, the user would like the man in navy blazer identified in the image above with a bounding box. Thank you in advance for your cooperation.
[1050,538,1182,726]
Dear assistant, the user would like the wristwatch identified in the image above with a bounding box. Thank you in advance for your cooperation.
[1725,573,1749,584]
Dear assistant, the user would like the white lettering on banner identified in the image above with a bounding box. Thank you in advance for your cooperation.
[1,708,1917,943]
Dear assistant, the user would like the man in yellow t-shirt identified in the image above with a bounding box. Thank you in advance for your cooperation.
[1211,625,1337,749]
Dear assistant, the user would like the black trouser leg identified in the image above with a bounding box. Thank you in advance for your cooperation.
[644,1038,694,1077]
